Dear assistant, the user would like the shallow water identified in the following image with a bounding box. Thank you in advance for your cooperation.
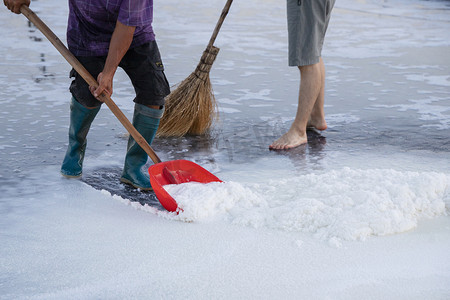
[1,1,448,174]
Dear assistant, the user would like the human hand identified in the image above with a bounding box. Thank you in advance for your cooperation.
[4,0,30,14]
[90,72,113,101]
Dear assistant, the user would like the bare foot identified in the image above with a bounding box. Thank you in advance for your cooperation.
[269,129,307,150]
[307,118,328,131]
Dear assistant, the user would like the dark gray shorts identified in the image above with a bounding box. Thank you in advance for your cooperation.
[69,41,170,107]
[287,0,335,66]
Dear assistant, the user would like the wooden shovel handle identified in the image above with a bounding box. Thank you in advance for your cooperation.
[207,0,233,49]
[20,5,162,164]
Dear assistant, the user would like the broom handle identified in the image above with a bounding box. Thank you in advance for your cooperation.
[207,0,233,49]
[19,5,162,164]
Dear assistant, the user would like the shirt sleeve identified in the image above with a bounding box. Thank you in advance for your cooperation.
[118,0,153,27]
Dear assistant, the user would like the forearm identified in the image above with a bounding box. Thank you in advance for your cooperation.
[102,20,136,79]
[92,20,135,98]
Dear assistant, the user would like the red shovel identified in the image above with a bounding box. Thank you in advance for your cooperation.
[20,6,222,212]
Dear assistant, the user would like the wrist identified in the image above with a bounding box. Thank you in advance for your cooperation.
[101,66,116,78]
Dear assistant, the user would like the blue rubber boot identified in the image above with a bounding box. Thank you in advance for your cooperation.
[120,104,164,190]
[61,97,100,178]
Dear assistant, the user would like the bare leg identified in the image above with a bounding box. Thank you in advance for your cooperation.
[308,58,327,131]
[269,62,322,150]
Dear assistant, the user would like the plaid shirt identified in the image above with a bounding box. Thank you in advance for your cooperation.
[67,0,155,56]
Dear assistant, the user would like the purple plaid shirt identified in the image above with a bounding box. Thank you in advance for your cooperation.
[67,0,155,56]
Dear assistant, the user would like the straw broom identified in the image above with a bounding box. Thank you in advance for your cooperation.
[157,0,233,137]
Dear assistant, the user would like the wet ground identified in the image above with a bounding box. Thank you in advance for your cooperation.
[0,0,449,190]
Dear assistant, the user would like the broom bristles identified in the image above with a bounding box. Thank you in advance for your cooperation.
[157,46,220,137]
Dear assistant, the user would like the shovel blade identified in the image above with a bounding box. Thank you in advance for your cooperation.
[149,160,222,212]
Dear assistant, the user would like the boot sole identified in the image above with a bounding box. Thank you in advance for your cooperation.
[119,177,153,191]
[61,172,82,179]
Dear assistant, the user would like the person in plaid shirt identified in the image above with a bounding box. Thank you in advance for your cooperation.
[5,0,170,190]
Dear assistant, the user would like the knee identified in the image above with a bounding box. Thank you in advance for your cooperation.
[299,62,321,76]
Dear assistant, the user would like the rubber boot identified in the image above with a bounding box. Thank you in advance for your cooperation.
[61,97,100,178]
[120,103,164,190]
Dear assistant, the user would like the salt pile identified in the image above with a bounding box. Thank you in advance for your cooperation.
[166,168,449,244]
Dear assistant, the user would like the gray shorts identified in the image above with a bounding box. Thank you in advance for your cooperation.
[69,41,170,108]
[287,0,335,66]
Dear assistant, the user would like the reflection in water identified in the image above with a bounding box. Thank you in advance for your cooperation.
[154,121,328,170]
[34,53,55,83]
[154,132,220,166]
[27,20,42,42]
[26,11,55,83]
[273,130,327,172]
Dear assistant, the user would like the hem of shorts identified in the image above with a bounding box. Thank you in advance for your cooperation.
[70,92,103,108]
[289,57,320,67]
[134,96,166,107]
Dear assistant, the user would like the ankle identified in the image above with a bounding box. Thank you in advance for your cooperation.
[289,123,307,137]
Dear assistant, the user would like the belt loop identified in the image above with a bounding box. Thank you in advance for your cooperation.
[298,0,302,5]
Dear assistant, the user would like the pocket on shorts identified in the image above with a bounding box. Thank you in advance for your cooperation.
[148,59,170,98]
[287,0,301,24]
[123,42,171,101]
[145,46,170,98]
